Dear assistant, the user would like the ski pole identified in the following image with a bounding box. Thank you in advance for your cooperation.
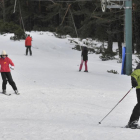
[99,87,133,124]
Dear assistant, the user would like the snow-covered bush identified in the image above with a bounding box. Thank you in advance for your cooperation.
[99,49,117,61]
[107,70,119,74]
[10,29,26,41]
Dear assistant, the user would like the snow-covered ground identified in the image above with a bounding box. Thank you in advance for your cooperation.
[0,31,139,140]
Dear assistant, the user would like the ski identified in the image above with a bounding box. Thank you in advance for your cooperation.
[0,92,11,96]
[101,125,140,129]
[122,126,140,129]
[15,93,20,95]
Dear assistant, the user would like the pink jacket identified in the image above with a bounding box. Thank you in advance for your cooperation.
[0,57,14,72]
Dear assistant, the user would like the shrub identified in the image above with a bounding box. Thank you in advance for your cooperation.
[0,20,26,40]
[99,49,117,61]
[56,26,75,37]
[107,70,119,74]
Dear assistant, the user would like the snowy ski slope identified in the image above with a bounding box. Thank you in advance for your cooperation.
[0,31,139,140]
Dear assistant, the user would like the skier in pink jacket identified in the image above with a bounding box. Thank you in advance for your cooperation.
[0,50,19,95]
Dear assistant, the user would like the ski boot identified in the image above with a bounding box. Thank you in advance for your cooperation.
[15,90,20,95]
[2,90,6,94]
[125,120,140,129]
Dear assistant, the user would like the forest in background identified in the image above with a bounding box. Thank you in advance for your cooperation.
[0,0,140,56]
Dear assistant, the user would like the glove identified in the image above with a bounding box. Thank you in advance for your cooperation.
[10,66,14,70]
[131,76,138,88]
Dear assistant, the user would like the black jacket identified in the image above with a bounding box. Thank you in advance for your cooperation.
[81,47,88,61]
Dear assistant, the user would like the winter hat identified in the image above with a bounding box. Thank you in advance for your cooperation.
[82,39,86,45]
[82,39,87,47]
[1,50,7,55]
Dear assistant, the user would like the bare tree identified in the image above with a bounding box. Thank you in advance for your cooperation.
[0,0,5,22]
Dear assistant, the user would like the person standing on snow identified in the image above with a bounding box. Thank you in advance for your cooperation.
[25,34,32,56]
[79,39,88,72]
[126,63,140,129]
[0,50,19,95]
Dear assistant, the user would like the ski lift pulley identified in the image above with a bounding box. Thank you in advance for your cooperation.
[101,0,129,12]
[101,0,107,12]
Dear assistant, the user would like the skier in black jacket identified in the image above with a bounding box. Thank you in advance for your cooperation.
[79,44,88,72]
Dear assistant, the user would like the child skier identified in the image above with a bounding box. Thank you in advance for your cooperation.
[126,63,140,129]
[0,50,19,95]
[79,40,88,72]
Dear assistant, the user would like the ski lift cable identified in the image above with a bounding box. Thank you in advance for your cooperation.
[50,0,55,4]
[18,0,26,33]
[32,0,94,2]
[60,4,71,26]
[58,3,81,50]
[13,0,26,33]
[69,5,81,51]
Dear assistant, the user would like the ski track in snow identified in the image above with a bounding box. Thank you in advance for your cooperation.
[0,32,139,140]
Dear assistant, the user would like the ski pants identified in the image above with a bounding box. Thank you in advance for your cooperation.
[79,60,88,71]
[26,46,32,55]
[1,72,17,91]
[129,89,140,122]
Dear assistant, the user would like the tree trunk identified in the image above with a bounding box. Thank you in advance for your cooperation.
[134,13,140,54]
[117,33,122,58]
[116,22,122,58]
[107,24,113,53]
[2,0,5,22]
